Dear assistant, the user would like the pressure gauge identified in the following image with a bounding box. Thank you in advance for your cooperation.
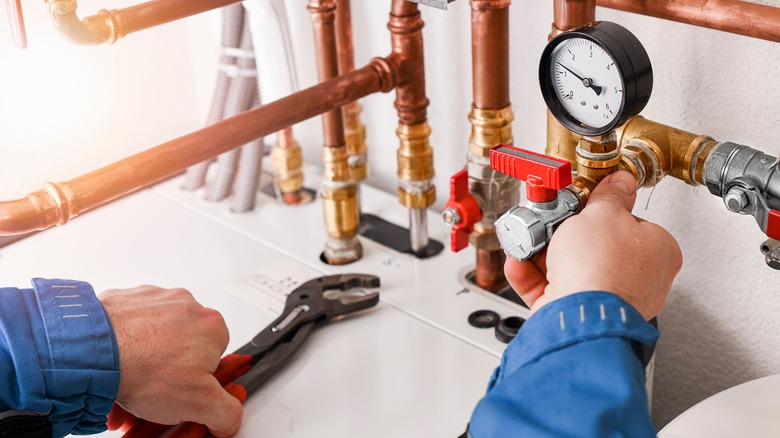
[539,21,653,136]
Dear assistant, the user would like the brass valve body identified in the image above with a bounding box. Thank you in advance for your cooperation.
[396,122,435,209]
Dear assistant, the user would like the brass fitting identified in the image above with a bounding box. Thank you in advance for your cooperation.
[546,111,579,169]
[45,0,125,46]
[573,132,621,197]
[396,121,435,209]
[322,146,351,183]
[468,105,514,158]
[321,183,361,264]
[344,102,368,183]
[270,144,304,195]
[617,116,718,186]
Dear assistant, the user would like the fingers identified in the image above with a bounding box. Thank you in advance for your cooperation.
[199,377,244,438]
[585,171,638,214]
[505,252,549,309]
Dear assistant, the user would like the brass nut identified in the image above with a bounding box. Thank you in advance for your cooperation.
[397,187,435,209]
[397,122,434,181]
[469,105,514,157]
[322,146,351,183]
[276,172,303,194]
[469,223,501,251]
[546,111,578,167]
[271,145,303,174]
[321,185,359,239]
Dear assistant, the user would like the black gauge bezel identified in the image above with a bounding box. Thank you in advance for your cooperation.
[539,21,653,136]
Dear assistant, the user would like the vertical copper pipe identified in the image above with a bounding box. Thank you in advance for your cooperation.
[597,0,780,43]
[471,0,510,110]
[553,0,595,32]
[389,0,428,125]
[470,0,513,292]
[389,0,435,254]
[308,0,346,148]
[335,0,368,183]
[546,0,595,168]
[309,0,363,265]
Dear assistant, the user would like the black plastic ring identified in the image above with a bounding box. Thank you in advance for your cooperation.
[468,310,500,329]
[495,316,525,343]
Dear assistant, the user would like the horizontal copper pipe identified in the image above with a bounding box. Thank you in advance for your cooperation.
[0,60,396,235]
[597,0,780,43]
[47,0,239,45]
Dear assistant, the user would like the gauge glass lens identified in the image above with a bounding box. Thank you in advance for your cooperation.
[550,37,624,130]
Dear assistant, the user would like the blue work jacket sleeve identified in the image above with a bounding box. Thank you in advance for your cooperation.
[469,291,659,438]
[0,279,120,438]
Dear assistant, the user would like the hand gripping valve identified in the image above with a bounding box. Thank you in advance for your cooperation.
[489,144,582,261]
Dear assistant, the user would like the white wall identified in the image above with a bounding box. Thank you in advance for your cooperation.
[3,0,780,429]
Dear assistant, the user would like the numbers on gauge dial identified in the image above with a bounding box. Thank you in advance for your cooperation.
[551,38,624,130]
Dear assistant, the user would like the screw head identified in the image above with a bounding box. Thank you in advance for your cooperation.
[724,187,749,213]
[442,208,461,226]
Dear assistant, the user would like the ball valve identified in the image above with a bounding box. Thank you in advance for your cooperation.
[442,169,483,252]
[489,144,582,261]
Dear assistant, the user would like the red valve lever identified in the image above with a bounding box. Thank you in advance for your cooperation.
[767,210,780,240]
[490,144,572,203]
[6,0,27,49]
[444,169,482,252]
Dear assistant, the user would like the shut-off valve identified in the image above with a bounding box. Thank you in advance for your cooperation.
[704,142,780,269]
[489,144,582,261]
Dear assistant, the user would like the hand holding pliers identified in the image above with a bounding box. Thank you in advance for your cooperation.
[120,273,380,438]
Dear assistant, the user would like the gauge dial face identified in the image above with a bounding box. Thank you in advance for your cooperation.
[539,21,653,137]
[550,38,623,132]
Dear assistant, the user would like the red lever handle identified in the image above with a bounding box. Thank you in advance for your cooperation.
[6,0,27,49]
[768,210,780,240]
[490,144,572,203]
[443,169,482,252]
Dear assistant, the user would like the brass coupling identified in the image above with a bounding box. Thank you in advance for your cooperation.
[468,105,514,158]
[397,121,435,209]
[574,132,621,196]
[344,102,367,183]
[322,146,351,183]
[321,182,362,265]
[616,116,719,186]
[546,111,579,169]
[270,143,303,195]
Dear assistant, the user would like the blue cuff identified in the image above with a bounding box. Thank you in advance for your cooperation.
[30,278,120,436]
[488,292,658,391]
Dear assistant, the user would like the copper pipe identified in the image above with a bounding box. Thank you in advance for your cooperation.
[554,0,595,32]
[389,0,435,255]
[471,0,510,110]
[469,0,514,292]
[546,0,595,166]
[335,0,368,183]
[476,249,508,291]
[597,0,780,43]
[309,0,345,148]
[389,0,429,125]
[45,0,239,45]
[0,61,395,236]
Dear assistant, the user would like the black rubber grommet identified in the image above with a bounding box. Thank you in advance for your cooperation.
[468,310,500,329]
[495,316,525,343]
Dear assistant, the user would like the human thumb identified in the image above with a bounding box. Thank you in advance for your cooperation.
[585,171,638,213]
[203,380,244,437]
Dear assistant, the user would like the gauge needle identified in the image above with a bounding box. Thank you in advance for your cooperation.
[556,62,602,96]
